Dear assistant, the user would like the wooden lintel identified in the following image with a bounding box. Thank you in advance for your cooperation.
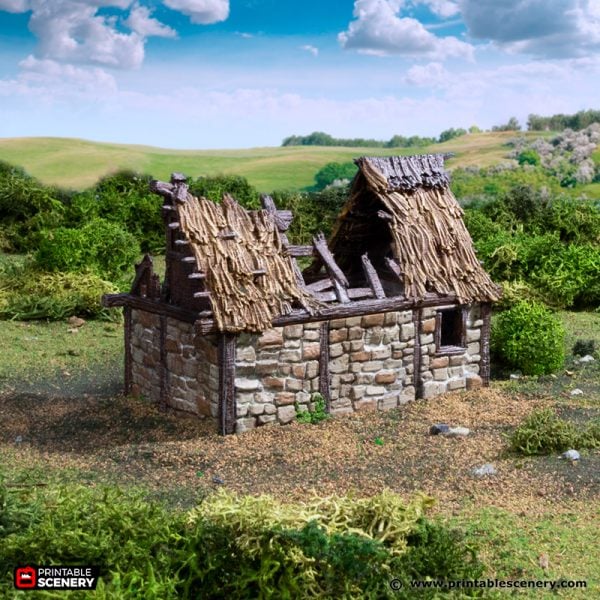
[313,232,349,288]
[315,288,374,303]
[102,293,205,323]
[287,245,314,257]
[218,333,237,435]
[361,254,385,299]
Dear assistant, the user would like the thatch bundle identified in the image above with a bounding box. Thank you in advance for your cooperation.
[329,156,501,304]
[177,193,318,333]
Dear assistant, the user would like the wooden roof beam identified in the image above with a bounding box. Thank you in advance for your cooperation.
[361,254,385,299]
[313,232,350,303]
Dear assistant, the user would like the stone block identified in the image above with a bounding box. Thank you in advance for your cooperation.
[449,354,466,366]
[340,373,354,384]
[467,342,480,355]
[235,378,261,392]
[433,368,449,381]
[256,360,278,375]
[236,345,256,362]
[281,350,302,362]
[363,361,384,372]
[277,405,296,424]
[329,343,344,358]
[466,328,481,342]
[384,312,397,326]
[422,381,445,399]
[237,403,249,417]
[421,318,436,334]
[420,334,434,345]
[466,375,483,390]
[366,385,386,396]
[285,378,303,392]
[263,376,285,390]
[355,373,374,385]
[362,313,385,327]
[329,328,348,343]
[236,417,257,433]
[371,347,391,360]
[354,398,377,412]
[447,378,466,390]
[348,326,364,341]
[290,364,305,378]
[258,414,278,425]
[375,370,396,384]
[295,391,311,404]
[397,311,413,324]
[346,316,362,327]
[249,403,265,416]
[350,385,366,400]
[303,330,320,341]
[264,404,277,415]
[306,361,319,378]
[283,324,303,339]
[351,350,371,362]
[430,356,449,369]
[330,406,354,417]
[329,355,349,374]
[401,323,415,341]
[165,338,180,353]
[448,366,464,378]
[303,343,321,360]
[258,329,283,348]
[379,393,399,410]
[275,391,296,406]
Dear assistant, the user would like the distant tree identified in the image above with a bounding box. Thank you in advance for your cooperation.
[313,162,358,190]
[468,125,482,134]
[492,117,521,132]
[438,127,467,143]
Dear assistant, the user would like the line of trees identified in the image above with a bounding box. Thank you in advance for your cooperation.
[527,109,600,132]
[281,131,436,148]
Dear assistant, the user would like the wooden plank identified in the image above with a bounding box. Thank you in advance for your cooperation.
[306,279,333,293]
[124,306,132,395]
[361,254,385,299]
[313,233,349,288]
[101,293,207,323]
[168,222,181,229]
[130,254,153,296]
[480,303,492,386]
[193,291,212,299]
[287,245,314,257]
[218,334,237,435]
[194,294,462,334]
[319,321,330,412]
[385,257,403,281]
[413,308,422,399]
[188,272,206,280]
[377,210,393,221]
[314,287,374,302]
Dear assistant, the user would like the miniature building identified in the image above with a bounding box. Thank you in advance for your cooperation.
[103,154,501,434]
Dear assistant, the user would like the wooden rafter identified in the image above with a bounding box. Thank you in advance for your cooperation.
[361,254,385,299]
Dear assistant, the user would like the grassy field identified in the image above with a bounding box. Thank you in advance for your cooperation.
[0,308,598,597]
[0,131,548,192]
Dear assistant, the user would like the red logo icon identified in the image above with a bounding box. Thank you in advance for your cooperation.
[15,566,36,589]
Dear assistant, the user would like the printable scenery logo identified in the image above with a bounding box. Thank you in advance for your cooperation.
[14,567,99,591]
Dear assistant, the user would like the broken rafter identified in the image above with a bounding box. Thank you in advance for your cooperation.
[361,254,385,299]
[287,245,314,257]
[306,279,333,293]
[385,257,403,281]
[313,232,349,304]
[260,194,293,232]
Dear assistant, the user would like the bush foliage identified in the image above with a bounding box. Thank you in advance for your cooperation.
[0,477,483,599]
[491,301,565,375]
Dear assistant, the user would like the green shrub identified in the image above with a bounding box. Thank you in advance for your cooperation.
[313,162,358,190]
[510,409,600,455]
[188,174,261,209]
[492,301,565,375]
[0,482,184,599]
[496,280,542,310]
[296,393,329,424]
[0,262,119,320]
[518,149,541,166]
[35,218,140,281]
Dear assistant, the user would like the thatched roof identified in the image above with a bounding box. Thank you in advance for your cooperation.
[175,192,319,333]
[322,154,501,304]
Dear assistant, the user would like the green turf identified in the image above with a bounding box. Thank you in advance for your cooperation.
[0,131,550,192]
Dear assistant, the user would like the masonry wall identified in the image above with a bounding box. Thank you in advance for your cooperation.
[129,309,219,419]
[418,305,483,399]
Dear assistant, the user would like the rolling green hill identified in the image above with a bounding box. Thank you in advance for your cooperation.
[0,131,550,192]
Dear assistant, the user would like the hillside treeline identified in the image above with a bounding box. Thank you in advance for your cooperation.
[527,109,600,132]
[281,131,436,148]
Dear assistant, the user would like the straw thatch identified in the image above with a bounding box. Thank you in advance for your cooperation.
[176,193,319,333]
[324,155,501,304]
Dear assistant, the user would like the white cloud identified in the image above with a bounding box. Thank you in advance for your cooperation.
[418,0,460,18]
[338,0,473,60]
[459,0,600,58]
[163,0,229,25]
[125,3,177,38]
[0,0,30,11]
[300,44,318,57]
[404,61,449,86]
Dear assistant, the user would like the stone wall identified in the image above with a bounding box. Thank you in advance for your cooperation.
[130,309,219,419]
[419,305,483,399]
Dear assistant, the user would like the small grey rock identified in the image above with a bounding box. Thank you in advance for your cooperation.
[430,424,450,435]
[444,426,470,437]
[570,388,584,396]
[561,449,580,461]
[579,355,595,364]
[509,373,521,380]
[212,475,224,485]
[472,464,497,477]
[15,435,23,444]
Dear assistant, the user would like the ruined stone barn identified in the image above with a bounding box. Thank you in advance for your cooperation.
[103,154,501,434]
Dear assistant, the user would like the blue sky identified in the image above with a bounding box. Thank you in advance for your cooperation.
[0,0,599,148]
